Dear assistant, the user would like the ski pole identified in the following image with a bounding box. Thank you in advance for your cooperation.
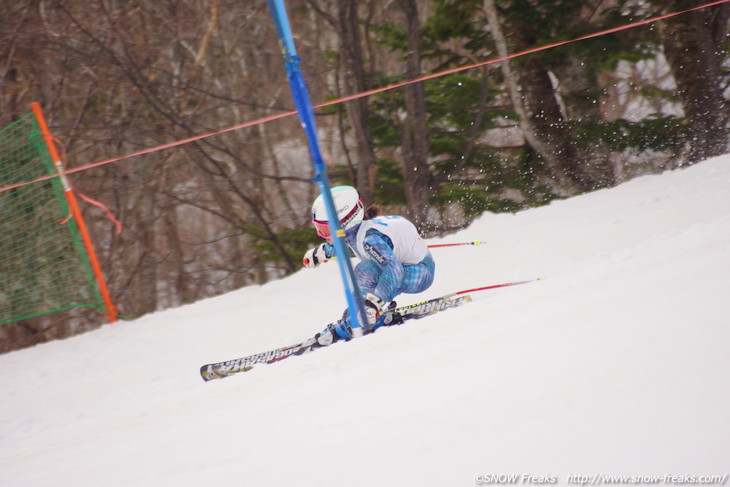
[325,240,482,262]
[394,276,545,316]
[427,240,483,248]
[455,276,545,295]
[313,240,485,265]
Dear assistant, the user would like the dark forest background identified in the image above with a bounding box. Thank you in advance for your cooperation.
[1,0,728,352]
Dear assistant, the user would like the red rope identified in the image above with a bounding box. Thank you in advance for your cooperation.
[76,191,123,234]
[52,136,123,233]
[3,0,728,195]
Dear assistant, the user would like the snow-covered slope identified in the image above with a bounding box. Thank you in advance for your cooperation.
[2,155,729,487]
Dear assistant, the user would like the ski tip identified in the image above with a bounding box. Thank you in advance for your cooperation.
[200,368,215,381]
[200,366,252,381]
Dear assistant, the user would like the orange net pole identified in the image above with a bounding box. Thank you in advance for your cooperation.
[30,102,118,323]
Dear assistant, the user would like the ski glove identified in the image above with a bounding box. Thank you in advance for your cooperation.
[303,243,331,268]
[364,293,386,326]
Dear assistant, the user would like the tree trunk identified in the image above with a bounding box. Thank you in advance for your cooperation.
[485,0,616,192]
[484,0,577,191]
[657,1,729,162]
[337,0,378,204]
[551,57,616,187]
[397,0,432,229]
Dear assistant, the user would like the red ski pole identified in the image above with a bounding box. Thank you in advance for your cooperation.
[455,276,545,295]
[321,239,484,264]
[428,240,483,248]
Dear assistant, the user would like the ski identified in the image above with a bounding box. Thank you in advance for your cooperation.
[199,277,543,381]
[198,293,466,382]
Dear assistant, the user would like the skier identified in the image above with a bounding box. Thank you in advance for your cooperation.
[302,185,435,344]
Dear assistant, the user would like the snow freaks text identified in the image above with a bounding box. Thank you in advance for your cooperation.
[474,473,729,485]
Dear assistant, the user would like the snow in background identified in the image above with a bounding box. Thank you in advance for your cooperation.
[2,154,729,487]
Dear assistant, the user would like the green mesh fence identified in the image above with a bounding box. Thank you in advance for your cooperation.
[0,113,105,325]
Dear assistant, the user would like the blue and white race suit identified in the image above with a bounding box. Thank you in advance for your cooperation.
[324,215,435,303]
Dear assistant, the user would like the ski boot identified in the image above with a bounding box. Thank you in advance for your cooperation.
[303,320,353,350]
[339,300,401,332]
[379,301,403,326]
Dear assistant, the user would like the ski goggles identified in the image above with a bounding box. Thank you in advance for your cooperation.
[312,220,331,240]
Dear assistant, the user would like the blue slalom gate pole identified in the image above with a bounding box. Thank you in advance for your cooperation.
[267,0,368,332]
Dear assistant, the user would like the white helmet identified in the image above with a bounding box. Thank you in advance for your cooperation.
[311,186,364,238]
